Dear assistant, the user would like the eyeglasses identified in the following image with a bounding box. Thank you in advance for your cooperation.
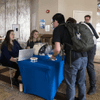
[51,20,55,24]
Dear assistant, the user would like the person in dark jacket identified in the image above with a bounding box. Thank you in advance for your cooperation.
[84,15,99,95]
[26,30,41,49]
[1,30,22,87]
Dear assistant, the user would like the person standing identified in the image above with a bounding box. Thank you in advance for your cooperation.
[84,15,99,95]
[51,13,87,100]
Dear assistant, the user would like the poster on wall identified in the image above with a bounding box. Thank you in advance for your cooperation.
[12,24,20,39]
[45,25,50,32]
[39,19,45,29]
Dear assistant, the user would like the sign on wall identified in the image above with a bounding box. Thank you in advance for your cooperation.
[39,19,45,29]
[12,24,20,39]
[45,25,50,32]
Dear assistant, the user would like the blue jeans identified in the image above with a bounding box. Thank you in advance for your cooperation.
[63,57,87,100]
[87,45,96,87]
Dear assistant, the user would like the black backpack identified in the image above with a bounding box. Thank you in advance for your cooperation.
[60,22,94,79]
[61,21,94,52]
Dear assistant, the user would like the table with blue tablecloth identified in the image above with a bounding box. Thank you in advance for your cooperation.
[17,55,64,100]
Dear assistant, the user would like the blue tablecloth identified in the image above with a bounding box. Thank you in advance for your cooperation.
[17,55,64,100]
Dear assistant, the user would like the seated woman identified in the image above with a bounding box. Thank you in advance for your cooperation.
[27,30,41,49]
[1,30,22,87]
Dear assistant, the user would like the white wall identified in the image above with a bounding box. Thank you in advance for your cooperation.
[31,0,39,32]
[18,0,30,42]
[38,0,58,34]
[58,0,97,28]
[0,0,98,41]
[0,5,5,35]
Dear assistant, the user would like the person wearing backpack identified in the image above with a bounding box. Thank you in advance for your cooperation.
[84,15,99,95]
[51,13,88,100]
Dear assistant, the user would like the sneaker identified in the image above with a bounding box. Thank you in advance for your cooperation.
[87,86,96,95]
[12,78,19,87]
[75,97,78,100]
[75,97,88,100]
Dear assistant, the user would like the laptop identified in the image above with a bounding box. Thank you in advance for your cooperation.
[18,49,33,61]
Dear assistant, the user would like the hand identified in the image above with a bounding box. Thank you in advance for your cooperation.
[10,57,18,63]
[13,57,18,62]
[15,57,18,60]
[51,55,56,60]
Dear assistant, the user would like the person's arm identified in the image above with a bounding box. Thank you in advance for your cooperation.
[51,27,61,60]
[52,42,61,60]
[10,57,18,62]
[1,45,17,63]
[92,27,99,39]
[90,23,99,39]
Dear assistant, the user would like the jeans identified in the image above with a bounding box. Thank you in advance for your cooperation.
[87,45,96,87]
[63,57,87,100]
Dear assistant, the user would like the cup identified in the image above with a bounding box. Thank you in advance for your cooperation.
[19,83,23,92]
[30,57,38,62]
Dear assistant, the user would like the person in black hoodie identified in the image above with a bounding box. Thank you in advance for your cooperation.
[84,15,99,95]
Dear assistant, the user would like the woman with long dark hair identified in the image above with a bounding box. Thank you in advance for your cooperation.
[1,30,22,87]
[27,30,41,49]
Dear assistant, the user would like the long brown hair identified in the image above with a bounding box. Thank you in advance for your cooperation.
[28,30,39,43]
[1,30,14,51]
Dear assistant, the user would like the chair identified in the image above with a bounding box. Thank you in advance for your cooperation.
[41,34,53,45]
[0,63,16,89]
